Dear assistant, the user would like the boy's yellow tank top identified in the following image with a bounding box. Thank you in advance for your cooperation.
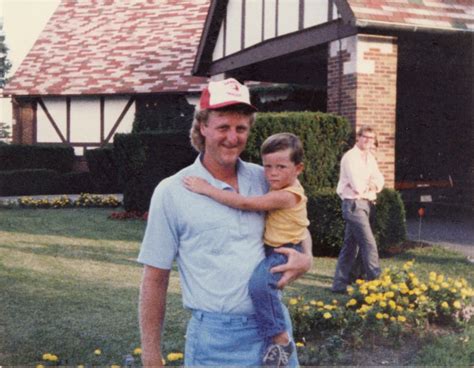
[264,181,310,247]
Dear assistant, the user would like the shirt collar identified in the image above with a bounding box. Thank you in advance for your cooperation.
[193,154,250,192]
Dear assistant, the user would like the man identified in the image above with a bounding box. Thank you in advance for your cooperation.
[138,78,313,367]
[332,125,384,293]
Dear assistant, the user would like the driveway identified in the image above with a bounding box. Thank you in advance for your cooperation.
[405,209,474,261]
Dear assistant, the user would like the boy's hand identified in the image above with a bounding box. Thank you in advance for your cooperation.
[183,176,212,195]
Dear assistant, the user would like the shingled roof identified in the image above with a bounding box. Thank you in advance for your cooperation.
[5,0,210,97]
[345,0,474,32]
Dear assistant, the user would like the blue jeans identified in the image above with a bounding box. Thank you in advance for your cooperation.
[185,308,299,367]
[332,199,380,292]
[249,243,302,339]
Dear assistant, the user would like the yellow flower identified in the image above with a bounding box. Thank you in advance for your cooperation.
[429,272,437,281]
[389,300,397,309]
[42,354,51,361]
[453,301,462,309]
[431,284,440,291]
[77,365,85,368]
[379,301,387,308]
[419,295,427,302]
[385,291,395,299]
[49,355,58,362]
[309,300,317,305]
[441,301,449,309]
[346,299,357,307]
[441,282,449,288]
[289,298,298,305]
[347,286,354,294]
[316,301,324,307]
[111,365,121,368]
[436,274,445,283]
[356,279,364,285]
[365,296,375,305]
[36,365,45,368]
[376,313,384,320]
[397,316,407,322]
[390,316,396,322]
[94,349,102,356]
[396,306,404,313]
[323,312,332,319]
[383,313,389,319]
[167,352,184,361]
[133,347,142,356]
[296,342,305,347]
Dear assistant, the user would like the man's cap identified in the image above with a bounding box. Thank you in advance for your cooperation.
[199,78,257,111]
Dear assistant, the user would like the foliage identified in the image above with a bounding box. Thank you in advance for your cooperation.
[307,188,344,256]
[132,95,195,133]
[307,188,407,256]
[0,22,12,87]
[0,122,11,139]
[250,84,326,112]
[288,260,474,365]
[375,188,408,252]
[114,132,196,212]
[84,146,121,193]
[243,111,352,190]
[0,169,95,196]
[0,143,75,172]
[15,194,121,209]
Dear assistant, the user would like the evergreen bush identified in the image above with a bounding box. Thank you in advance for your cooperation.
[114,132,196,212]
[85,146,121,193]
[0,144,74,172]
[308,189,407,256]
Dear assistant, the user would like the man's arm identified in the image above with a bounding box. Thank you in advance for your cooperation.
[139,266,170,367]
[272,228,313,288]
[183,176,298,211]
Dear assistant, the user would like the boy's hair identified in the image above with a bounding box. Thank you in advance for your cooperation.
[260,132,304,164]
[357,125,377,138]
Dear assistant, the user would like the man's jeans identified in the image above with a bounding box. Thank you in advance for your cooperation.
[332,199,380,292]
[185,307,299,367]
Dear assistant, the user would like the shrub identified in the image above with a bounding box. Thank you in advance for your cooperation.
[307,189,344,256]
[114,132,196,212]
[0,144,74,172]
[0,169,61,196]
[307,188,407,256]
[85,146,121,193]
[375,189,407,252]
[288,260,474,347]
[243,111,352,190]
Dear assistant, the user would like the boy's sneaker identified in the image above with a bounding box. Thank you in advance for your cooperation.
[262,341,294,367]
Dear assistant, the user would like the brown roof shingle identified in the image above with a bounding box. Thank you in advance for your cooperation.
[346,0,474,32]
[5,0,210,96]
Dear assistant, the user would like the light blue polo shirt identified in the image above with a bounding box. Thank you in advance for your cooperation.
[138,156,268,314]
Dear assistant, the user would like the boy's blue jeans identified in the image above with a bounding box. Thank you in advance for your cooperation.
[249,243,302,339]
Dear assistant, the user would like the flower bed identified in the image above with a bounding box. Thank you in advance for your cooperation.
[289,260,473,364]
[11,194,122,209]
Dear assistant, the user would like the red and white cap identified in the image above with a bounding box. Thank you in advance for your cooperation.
[199,78,257,111]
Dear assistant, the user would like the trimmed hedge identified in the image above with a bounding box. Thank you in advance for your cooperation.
[0,144,75,172]
[0,169,94,196]
[114,132,196,212]
[309,188,407,256]
[85,146,121,193]
[243,111,352,190]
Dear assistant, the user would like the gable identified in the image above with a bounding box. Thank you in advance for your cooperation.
[5,0,210,96]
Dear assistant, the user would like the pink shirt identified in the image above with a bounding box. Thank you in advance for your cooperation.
[336,146,384,201]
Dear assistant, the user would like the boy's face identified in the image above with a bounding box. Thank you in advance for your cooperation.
[262,148,304,190]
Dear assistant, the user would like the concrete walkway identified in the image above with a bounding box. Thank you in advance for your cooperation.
[406,211,474,261]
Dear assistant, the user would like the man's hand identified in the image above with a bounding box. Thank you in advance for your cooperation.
[183,176,212,195]
[271,247,313,289]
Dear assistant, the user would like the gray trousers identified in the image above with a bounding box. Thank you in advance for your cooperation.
[332,199,381,292]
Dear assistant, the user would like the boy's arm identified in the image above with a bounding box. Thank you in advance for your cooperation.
[183,176,298,211]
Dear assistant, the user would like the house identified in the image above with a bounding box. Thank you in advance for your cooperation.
[193,0,474,209]
[4,0,210,163]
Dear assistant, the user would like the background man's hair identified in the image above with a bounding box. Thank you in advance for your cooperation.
[260,132,304,164]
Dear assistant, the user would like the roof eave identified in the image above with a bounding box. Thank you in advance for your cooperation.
[355,19,473,35]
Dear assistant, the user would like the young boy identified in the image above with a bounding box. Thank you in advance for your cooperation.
[183,132,310,367]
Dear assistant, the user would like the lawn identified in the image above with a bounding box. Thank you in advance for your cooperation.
[1,208,473,366]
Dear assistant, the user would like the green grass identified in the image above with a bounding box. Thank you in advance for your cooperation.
[1,208,473,366]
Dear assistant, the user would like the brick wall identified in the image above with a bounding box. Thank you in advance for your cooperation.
[327,34,398,188]
[12,97,37,145]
